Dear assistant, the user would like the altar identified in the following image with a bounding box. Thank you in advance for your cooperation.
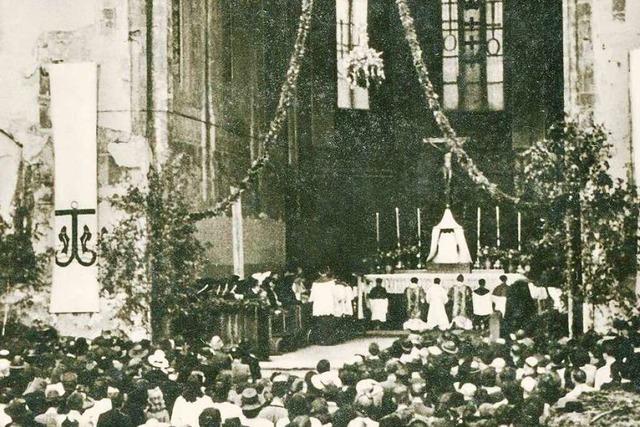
[362,270,523,294]
[356,270,563,321]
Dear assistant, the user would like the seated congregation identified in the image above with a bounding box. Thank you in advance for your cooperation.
[0,312,638,426]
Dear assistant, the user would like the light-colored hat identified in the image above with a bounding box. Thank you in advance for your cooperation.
[251,271,271,285]
[521,376,537,393]
[459,383,477,400]
[428,346,443,357]
[525,356,539,368]
[240,387,264,411]
[210,335,224,351]
[45,383,66,398]
[147,350,169,369]
[490,358,506,371]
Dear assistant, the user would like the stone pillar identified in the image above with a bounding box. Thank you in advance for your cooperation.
[149,0,170,167]
[630,49,640,298]
[231,188,245,278]
[562,0,595,120]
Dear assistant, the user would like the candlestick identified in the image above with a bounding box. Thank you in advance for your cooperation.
[395,207,401,247]
[517,211,522,252]
[417,208,422,242]
[375,212,380,247]
[475,207,481,269]
[496,206,501,248]
[1,304,7,336]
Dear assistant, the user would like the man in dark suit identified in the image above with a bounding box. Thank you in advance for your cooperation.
[97,390,134,427]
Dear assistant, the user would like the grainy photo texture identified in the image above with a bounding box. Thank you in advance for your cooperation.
[0,0,640,425]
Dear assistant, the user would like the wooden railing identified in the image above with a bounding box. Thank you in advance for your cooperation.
[203,303,312,358]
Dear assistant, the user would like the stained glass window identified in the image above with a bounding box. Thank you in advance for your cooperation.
[336,0,369,110]
[442,0,503,111]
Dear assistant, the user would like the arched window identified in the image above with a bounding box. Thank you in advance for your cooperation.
[442,0,503,111]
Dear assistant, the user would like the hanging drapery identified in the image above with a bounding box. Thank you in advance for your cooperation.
[50,62,100,313]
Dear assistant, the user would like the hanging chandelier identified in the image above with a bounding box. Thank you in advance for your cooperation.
[339,32,386,89]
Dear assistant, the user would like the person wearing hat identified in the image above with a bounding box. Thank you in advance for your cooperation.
[143,350,179,412]
[239,388,269,427]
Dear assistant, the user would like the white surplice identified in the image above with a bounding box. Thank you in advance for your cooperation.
[425,285,450,330]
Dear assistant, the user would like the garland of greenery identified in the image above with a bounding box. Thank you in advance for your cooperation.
[190,0,314,221]
[395,0,521,205]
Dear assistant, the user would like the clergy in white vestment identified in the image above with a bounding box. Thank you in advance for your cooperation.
[425,278,450,330]
[309,269,339,345]
[472,278,493,330]
[309,272,336,317]
[368,278,389,327]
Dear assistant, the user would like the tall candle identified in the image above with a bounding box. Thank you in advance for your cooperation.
[395,207,401,246]
[517,211,522,252]
[477,207,481,248]
[417,208,422,243]
[375,212,380,246]
[496,206,501,248]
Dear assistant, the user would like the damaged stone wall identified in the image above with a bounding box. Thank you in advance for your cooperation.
[0,0,150,338]
[564,0,640,180]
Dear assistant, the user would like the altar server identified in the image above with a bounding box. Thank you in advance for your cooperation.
[309,268,338,344]
[472,278,493,330]
[368,278,389,329]
[492,275,509,317]
[425,278,450,330]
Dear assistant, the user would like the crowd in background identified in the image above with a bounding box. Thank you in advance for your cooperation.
[0,312,638,426]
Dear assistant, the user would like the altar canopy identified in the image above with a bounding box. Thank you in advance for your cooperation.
[50,63,100,313]
[426,208,472,264]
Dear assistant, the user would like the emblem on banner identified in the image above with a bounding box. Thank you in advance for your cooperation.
[55,203,97,267]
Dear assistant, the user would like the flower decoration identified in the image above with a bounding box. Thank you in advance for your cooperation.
[339,33,386,89]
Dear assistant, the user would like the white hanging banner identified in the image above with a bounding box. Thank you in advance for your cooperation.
[50,62,100,313]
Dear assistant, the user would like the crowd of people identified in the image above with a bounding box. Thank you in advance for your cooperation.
[0,311,638,426]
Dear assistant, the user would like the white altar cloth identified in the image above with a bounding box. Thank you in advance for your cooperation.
[357,270,563,319]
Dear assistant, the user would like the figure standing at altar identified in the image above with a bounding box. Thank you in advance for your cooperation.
[425,278,450,330]
[405,277,426,319]
[368,278,389,329]
[447,274,473,329]
[309,267,338,345]
[403,277,429,332]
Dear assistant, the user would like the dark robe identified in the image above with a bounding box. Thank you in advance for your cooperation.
[503,280,536,335]
[97,409,134,427]
[369,285,388,300]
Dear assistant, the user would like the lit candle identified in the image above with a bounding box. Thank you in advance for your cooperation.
[395,207,401,247]
[517,211,522,252]
[1,305,7,336]
[477,207,481,248]
[496,206,501,248]
[375,212,380,246]
[417,208,422,244]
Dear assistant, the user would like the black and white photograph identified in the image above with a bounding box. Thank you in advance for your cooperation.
[0,0,640,425]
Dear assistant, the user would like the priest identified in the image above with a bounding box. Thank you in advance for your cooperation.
[368,278,389,329]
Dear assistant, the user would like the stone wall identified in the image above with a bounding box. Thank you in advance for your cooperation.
[0,0,150,338]
[564,0,640,180]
